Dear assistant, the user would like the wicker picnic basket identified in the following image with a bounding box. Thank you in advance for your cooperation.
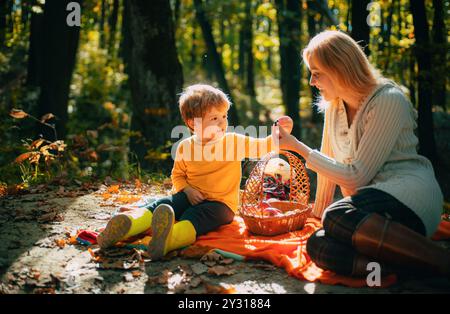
[240,151,312,236]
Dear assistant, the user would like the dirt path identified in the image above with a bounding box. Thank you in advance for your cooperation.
[1,183,449,294]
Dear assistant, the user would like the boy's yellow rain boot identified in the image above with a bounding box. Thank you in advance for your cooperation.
[97,207,153,249]
[147,204,196,261]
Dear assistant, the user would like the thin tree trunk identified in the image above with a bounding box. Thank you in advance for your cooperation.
[244,0,256,98]
[275,0,302,139]
[193,0,239,125]
[100,0,106,49]
[6,0,13,36]
[120,0,132,73]
[267,17,272,72]
[383,1,394,72]
[0,0,7,48]
[238,26,245,81]
[26,7,44,86]
[346,0,351,31]
[173,0,181,27]
[410,0,437,165]
[350,0,370,56]
[37,0,82,140]
[307,11,321,124]
[108,0,119,55]
[409,50,416,107]
[432,0,446,111]
[190,20,197,66]
[127,0,183,165]
[21,0,30,27]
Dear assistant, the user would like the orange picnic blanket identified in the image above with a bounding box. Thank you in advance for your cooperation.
[191,216,450,288]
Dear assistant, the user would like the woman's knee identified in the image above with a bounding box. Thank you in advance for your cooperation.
[322,202,367,244]
[306,229,326,260]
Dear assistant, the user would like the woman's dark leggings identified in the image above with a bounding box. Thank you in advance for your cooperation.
[306,188,426,276]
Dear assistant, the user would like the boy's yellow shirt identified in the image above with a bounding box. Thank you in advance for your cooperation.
[171,132,274,212]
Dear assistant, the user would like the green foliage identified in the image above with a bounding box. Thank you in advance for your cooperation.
[0,0,448,195]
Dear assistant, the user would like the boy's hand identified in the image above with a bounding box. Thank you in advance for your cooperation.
[275,116,293,134]
[183,186,205,205]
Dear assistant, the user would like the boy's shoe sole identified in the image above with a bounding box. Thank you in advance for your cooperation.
[147,204,175,261]
[97,214,132,249]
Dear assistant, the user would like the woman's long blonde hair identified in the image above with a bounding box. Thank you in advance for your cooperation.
[302,30,385,111]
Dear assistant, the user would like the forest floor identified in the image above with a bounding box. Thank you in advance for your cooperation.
[0,181,449,295]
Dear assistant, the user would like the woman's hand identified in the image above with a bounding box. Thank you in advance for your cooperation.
[272,122,300,152]
[183,186,205,205]
[275,116,293,134]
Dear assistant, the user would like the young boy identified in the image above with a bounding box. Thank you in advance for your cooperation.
[97,84,293,260]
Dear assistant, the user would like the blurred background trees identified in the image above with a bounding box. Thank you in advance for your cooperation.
[0,0,448,198]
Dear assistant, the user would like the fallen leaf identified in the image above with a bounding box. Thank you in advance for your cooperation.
[107,185,120,194]
[10,109,28,119]
[203,261,217,267]
[189,277,203,288]
[220,258,234,265]
[131,271,141,278]
[204,282,236,294]
[54,239,66,249]
[135,179,142,189]
[33,287,56,294]
[14,152,32,164]
[190,263,208,275]
[179,245,214,258]
[96,260,140,270]
[201,251,223,262]
[207,265,236,276]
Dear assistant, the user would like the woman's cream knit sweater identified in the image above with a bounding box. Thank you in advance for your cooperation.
[305,82,443,237]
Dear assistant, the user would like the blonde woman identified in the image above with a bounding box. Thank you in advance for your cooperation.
[273,30,449,278]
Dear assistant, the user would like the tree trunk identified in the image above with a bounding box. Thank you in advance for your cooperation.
[193,0,239,125]
[307,11,321,123]
[243,1,256,98]
[37,0,82,141]
[120,0,132,73]
[127,0,183,165]
[173,0,181,27]
[108,0,119,55]
[190,20,197,66]
[383,1,394,72]
[21,0,31,27]
[410,0,437,165]
[432,0,446,111]
[26,7,44,86]
[6,0,13,36]
[267,17,272,72]
[409,50,416,107]
[275,0,302,139]
[238,27,245,81]
[350,0,370,56]
[99,0,106,49]
[0,0,7,48]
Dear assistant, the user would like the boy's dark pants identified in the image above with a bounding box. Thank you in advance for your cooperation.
[145,192,235,236]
